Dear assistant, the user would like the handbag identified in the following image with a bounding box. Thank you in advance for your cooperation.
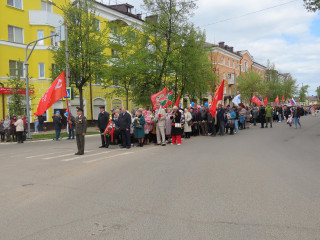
[187,120,193,126]
[175,123,182,128]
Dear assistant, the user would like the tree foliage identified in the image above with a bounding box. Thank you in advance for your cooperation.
[237,70,267,103]
[317,86,320,98]
[141,0,197,89]
[264,62,298,102]
[303,0,320,11]
[299,84,309,102]
[104,23,149,109]
[7,75,30,116]
[51,0,107,109]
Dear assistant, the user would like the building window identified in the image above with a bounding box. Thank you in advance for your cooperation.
[244,62,248,72]
[8,25,23,43]
[222,56,225,65]
[39,63,45,78]
[223,86,226,94]
[9,60,24,77]
[7,0,22,9]
[233,60,235,69]
[113,75,119,86]
[223,72,226,80]
[41,0,52,12]
[111,49,119,58]
[228,59,230,67]
[37,30,44,45]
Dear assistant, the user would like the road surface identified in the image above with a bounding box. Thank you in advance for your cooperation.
[0,116,319,240]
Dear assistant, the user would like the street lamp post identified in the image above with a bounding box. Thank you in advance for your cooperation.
[25,34,58,139]
[47,0,69,87]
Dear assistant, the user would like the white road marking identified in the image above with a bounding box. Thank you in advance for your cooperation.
[83,152,133,164]
[26,152,66,159]
[43,150,94,160]
[62,151,111,162]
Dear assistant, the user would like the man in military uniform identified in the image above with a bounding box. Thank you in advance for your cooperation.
[75,107,87,155]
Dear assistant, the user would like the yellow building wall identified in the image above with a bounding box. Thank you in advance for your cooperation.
[0,0,136,122]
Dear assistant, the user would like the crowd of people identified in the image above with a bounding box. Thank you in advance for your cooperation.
[95,102,314,150]
[0,103,317,147]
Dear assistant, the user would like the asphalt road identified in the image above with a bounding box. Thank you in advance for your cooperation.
[0,116,320,240]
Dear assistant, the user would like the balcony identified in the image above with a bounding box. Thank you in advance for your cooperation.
[227,73,235,85]
[29,10,63,27]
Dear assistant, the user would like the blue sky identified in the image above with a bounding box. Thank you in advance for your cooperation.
[103,0,320,95]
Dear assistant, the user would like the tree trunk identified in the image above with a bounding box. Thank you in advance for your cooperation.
[79,86,84,110]
[126,88,129,110]
[89,80,93,120]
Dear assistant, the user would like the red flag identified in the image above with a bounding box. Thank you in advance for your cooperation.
[151,87,167,107]
[264,96,268,106]
[34,72,67,116]
[282,94,284,103]
[210,80,224,117]
[174,93,181,107]
[251,95,263,106]
[275,95,279,104]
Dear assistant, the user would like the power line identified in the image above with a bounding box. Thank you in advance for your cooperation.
[202,0,299,27]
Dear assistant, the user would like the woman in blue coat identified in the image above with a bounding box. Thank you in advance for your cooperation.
[226,107,236,135]
[133,109,145,147]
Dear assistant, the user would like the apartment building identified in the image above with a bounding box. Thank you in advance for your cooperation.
[0,0,142,122]
[207,42,267,105]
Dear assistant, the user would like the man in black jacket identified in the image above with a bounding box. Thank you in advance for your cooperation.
[119,107,131,149]
[259,105,266,128]
[97,106,110,148]
[52,112,62,141]
[216,104,225,136]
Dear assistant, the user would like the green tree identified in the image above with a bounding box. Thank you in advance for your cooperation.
[282,74,298,101]
[51,0,107,109]
[316,86,320,98]
[265,63,283,101]
[171,24,214,102]
[299,84,309,102]
[104,23,148,109]
[303,0,320,11]
[237,70,267,104]
[142,0,197,89]
[7,75,30,116]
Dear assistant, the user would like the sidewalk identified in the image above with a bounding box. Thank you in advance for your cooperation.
[31,126,99,136]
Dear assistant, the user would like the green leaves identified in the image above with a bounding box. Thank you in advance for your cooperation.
[237,70,266,103]
[303,0,320,12]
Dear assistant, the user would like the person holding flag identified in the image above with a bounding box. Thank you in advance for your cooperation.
[155,103,166,146]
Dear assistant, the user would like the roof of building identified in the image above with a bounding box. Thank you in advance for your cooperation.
[94,1,143,21]
[306,96,319,101]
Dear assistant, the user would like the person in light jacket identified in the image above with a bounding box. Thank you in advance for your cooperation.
[14,116,24,143]
[155,103,166,146]
[184,108,192,138]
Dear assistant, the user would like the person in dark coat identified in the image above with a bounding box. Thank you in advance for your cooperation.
[207,111,216,136]
[119,107,131,149]
[199,107,208,136]
[259,105,266,128]
[38,115,45,131]
[216,104,225,136]
[133,109,145,147]
[67,113,76,140]
[52,111,62,141]
[97,106,110,148]
[171,106,183,145]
